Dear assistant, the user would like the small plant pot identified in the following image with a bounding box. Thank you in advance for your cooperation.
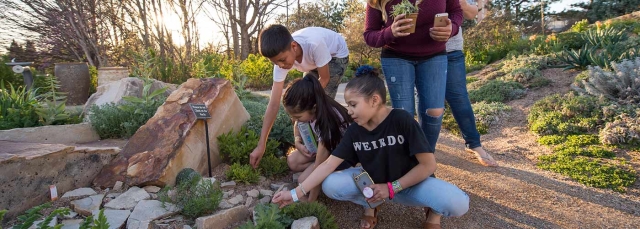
[402,13,419,34]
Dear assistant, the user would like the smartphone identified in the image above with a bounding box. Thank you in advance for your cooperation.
[352,168,385,208]
[434,13,449,27]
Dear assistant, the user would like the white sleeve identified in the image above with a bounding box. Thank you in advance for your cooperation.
[312,42,332,67]
[273,65,289,82]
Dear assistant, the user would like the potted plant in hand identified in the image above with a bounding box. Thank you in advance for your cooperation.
[391,0,421,33]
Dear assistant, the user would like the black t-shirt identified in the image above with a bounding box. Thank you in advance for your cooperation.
[332,109,432,183]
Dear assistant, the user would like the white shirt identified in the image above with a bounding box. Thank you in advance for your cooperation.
[273,27,349,82]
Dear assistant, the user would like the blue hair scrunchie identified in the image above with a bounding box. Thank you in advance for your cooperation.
[355,65,374,77]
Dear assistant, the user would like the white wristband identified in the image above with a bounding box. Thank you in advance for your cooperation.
[291,189,299,202]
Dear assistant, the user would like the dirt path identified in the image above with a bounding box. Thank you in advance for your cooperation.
[323,68,640,228]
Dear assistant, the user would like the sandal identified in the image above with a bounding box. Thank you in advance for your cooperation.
[465,148,499,167]
[423,208,441,229]
[360,207,380,229]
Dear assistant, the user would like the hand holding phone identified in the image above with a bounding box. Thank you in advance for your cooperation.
[353,168,385,208]
[431,12,452,41]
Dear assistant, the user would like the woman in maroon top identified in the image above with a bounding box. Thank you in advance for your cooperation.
[363,0,462,171]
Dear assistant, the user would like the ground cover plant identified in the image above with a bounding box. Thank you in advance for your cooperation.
[238,203,338,229]
[158,172,223,219]
[442,101,512,136]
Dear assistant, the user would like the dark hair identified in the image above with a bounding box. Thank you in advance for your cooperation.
[259,24,294,58]
[283,72,353,151]
[346,65,387,105]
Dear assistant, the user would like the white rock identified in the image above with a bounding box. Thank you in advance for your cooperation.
[71,194,105,216]
[227,195,244,205]
[200,177,217,185]
[104,186,150,210]
[126,200,181,229]
[291,216,319,229]
[29,218,57,229]
[183,225,193,229]
[195,206,250,229]
[60,219,84,229]
[62,211,78,219]
[259,189,274,197]
[62,188,97,199]
[270,183,283,190]
[259,196,270,204]
[218,200,234,209]
[220,181,236,188]
[259,176,267,182]
[106,193,121,199]
[246,189,259,198]
[245,197,254,207]
[113,181,124,191]
[143,186,161,193]
[222,190,234,199]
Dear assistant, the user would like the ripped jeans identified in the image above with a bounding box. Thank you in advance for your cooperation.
[381,55,447,153]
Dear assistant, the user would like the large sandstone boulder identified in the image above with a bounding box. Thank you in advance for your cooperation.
[0,141,119,219]
[93,78,249,188]
[83,77,178,114]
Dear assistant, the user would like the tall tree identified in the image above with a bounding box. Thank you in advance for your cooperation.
[340,0,379,63]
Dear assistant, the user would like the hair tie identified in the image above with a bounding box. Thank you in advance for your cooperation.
[355,65,374,77]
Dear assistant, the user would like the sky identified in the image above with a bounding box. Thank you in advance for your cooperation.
[1,0,588,54]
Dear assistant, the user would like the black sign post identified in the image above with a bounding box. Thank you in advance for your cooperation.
[189,103,213,177]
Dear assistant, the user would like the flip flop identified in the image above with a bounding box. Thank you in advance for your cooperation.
[360,207,380,229]
[423,208,441,229]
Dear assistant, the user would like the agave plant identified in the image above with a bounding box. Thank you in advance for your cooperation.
[391,0,420,17]
[557,45,596,70]
[581,27,628,48]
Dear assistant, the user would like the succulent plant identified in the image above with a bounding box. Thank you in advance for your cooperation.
[391,0,420,17]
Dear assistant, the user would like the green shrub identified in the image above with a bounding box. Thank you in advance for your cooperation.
[464,14,527,65]
[218,126,280,165]
[282,202,339,229]
[226,163,260,184]
[89,66,98,95]
[504,66,542,86]
[468,80,525,103]
[79,209,110,229]
[553,145,615,158]
[14,203,69,229]
[34,75,70,126]
[176,168,202,186]
[538,135,566,145]
[599,113,640,147]
[158,175,223,219]
[0,82,40,130]
[258,154,289,177]
[528,93,604,136]
[240,54,273,90]
[443,101,511,136]
[538,154,635,193]
[0,209,6,229]
[570,19,590,33]
[564,134,601,147]
[556,32,586,50]
[238,203,293,229]
[89,82,166,139]
[573,57,640,105]
[241,98,294,145]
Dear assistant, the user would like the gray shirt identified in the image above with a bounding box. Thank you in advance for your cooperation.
[446,0,477,52]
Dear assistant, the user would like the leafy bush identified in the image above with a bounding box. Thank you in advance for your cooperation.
[241,97,294,145]
[538,154,636,192]
[158,175,223,219]
[176,168,202,186]
[89,66,98,95]
[0,55,23,87]
[13,203,69,229]
[573,57,640,105]
[226,163,261,184]
[258,154,289,177]
[443,101,511,136]
[538,135,566,145]
[468,80,525,103]
[89,82,166,139]
[79,209,110,229]
[599,113,640,147]
[34,75,70,126]
[556,32,586,50]
[282,202,339,229]
[570,19,590,33]
[528,93,604,136]
[0,82,40,130]
[556,27,640,70]
[238,203,293,229]
[217,126,280,165]
[464,14,528,65]
[240,54,273,90]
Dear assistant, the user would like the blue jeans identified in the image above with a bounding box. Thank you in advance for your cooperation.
[322,167,469,217]
[381,55,448,153]
[445,51,481,149]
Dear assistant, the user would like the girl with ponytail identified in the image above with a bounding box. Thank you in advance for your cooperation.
[282,72,353,202]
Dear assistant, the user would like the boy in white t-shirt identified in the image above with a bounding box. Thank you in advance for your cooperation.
[249,24,350,168]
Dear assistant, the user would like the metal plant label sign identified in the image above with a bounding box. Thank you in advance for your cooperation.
[189,103,211,119]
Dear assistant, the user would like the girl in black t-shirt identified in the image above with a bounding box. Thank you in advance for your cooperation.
[273,66,469,229]
[282,72,353,202]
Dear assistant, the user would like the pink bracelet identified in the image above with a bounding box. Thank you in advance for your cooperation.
[387,182,395,199]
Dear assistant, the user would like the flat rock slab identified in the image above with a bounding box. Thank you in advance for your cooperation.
[91,209,131,229]
[61,219,84,229]
[291,216,320,229]
[62,188,98,199]
[127,200,181,229]
[0,141,118,219]
[71,194,105,216]
[0,123,100,145]
[104,186,150,210]
[143,186,161,193]
[196,205,250,229]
